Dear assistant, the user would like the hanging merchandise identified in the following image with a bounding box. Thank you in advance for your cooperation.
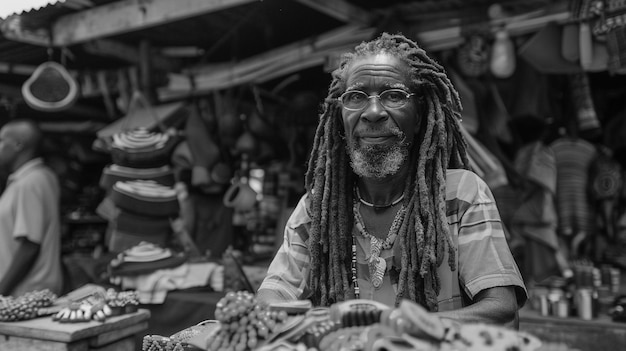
[490,28,516,78]
[22,61,79,112]
[223,178,258,212]
[214,91,243,149]
[575,0,626,73]
[588,146,623,241]
[456,33,490,78]
[550,137,597,256]
[579,22,594,70]
[569,73,601,133]
[518,22,581,74]
[184,101,230,192]
[562,23,581,62]
[234,130,259,156]
[606,26,626,74]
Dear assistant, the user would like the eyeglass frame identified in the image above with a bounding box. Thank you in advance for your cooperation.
[337,89,416,111]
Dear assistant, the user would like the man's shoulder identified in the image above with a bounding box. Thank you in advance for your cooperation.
[21,164,57,181]
[12,163,59,191]
[445,169,487,199]
[287,193,313,229]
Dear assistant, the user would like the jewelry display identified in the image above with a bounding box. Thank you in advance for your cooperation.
[352,199,406,289]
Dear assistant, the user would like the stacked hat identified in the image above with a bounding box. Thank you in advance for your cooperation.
[97,128,182,253]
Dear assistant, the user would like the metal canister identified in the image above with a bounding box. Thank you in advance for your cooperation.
[539,294,549,316]
[548,288,564,316]
[556,297,570,318]
[576,288,593,320]
[610,268,621,294]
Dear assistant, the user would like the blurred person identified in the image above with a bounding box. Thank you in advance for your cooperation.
[0,119,62,297]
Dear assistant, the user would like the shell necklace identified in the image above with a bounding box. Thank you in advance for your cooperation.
[353,197,406,289]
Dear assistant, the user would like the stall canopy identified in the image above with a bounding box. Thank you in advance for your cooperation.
[0,0,568,121]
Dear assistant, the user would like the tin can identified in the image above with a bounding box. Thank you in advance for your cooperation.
[556,297,569,318]
[592,267,602,288]
[539,294,549,316]
[576,288,593,320]
[610,268,621,294]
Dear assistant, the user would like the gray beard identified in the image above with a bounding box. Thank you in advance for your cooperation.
[347,134,409,179]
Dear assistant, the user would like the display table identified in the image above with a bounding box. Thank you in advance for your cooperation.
[140,288,223,338]
[519,307,626,350]
[0,309,150,351]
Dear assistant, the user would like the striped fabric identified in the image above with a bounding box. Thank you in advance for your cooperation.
[549,137,597,237]
[259,169,527,309]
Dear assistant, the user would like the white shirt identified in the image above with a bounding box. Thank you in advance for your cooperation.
[0,158,62,296]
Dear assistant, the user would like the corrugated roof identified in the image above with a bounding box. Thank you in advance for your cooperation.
[0,0,63,18]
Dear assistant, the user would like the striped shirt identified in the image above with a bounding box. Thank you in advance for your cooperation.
[259,169,527,309]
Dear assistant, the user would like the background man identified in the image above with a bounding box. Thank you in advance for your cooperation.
[0,119,63,297]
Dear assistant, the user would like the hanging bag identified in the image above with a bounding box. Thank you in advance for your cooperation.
[22,61,79,112]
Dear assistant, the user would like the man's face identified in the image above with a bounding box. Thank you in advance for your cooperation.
[341,53,419,179]
[0,126,20,168]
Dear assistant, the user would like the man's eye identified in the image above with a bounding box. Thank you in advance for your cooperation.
[346,92,365,102]
[384,91,405,102]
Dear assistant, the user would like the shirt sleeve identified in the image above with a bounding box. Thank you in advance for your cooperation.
[12,178,48,243]
[455,171,528,307]
[258,195,311,300]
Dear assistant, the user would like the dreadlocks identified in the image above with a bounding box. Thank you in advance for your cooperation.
[304,32,470,309]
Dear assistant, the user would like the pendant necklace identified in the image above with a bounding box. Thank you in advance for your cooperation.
[352,198,406,290]
[356,186,404,210]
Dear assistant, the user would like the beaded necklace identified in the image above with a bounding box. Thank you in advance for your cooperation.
[352,199,406,291]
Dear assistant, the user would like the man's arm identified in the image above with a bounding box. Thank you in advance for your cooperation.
[435,286,519,328]
[257,288,293,306]
[0,237,40,296]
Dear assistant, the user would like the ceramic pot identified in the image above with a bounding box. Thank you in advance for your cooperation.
[223,180,257,211]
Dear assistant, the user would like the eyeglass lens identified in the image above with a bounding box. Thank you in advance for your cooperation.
[340,89,411,110]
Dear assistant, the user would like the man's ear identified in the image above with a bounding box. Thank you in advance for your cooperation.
[13,140,24,151]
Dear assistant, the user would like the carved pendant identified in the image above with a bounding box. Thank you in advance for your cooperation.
[369,256,386,288]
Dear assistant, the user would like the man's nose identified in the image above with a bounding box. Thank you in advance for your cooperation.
[360,96,388,122]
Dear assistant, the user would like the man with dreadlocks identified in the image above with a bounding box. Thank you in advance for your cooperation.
[257,33,526,327]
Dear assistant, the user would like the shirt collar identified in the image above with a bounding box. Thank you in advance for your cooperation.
[7,158,44,183]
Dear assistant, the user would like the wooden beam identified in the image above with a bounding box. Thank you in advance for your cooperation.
[416,6,571,51]
[0,62,37,76]
[158,25,376,100]
[83,39,180,71]
[51,0,259,46]
[0,17,50,46]
[294,0,372,26]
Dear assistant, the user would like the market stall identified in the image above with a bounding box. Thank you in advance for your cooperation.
[1,1,626,351]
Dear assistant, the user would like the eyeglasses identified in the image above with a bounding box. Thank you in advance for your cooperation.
[338,89,415,111]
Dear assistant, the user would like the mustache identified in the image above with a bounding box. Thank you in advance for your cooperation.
[354,126,404,138]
